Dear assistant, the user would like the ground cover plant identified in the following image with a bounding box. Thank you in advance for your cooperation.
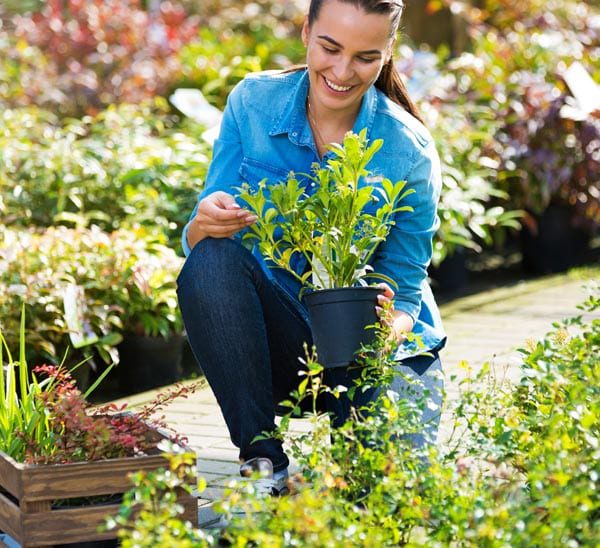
[112,280,599,545]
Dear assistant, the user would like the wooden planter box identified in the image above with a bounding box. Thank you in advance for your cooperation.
[0,429,198,547]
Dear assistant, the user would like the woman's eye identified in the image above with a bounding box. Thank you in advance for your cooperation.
[357,57,377,64]
[322,45,338,54]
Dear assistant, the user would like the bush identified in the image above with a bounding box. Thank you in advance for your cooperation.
[436,0,600,237]
[113,280,599,545]
[0,0,198,117]
[0,100,209,252]
[0,224,183,368]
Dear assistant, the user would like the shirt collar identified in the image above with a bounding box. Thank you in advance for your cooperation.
[269,69,379,146]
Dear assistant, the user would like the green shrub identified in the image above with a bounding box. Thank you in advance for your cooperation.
[0,101,208,252]
[0,224,183,368]
[113,280,599,545]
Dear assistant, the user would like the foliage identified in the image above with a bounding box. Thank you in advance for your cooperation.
[21,368,201,465]
[432,0,600,235]
[178,26,304,111]
[419,87,523,265]
[0,101,208,252]
[0,313,202,464]
[113,280,599,545]
[0,308,56,462]
[107,446,213,547]
[0,224,183,368]
[238,130,414,291]
[0,0,198,118]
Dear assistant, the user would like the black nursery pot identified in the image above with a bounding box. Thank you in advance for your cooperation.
[304,286,381,369]
[521,205,591,274]
[117,333,183,393]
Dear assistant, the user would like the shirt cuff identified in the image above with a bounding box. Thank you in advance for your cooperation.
[181,222,192,257]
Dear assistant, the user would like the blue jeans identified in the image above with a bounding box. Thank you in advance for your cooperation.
[177,238,443,472]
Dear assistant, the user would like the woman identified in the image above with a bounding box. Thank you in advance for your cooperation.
[177,0,446,494]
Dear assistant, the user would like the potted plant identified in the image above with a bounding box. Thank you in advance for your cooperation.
[0,225,186,395]
[0,310,199,546]
[106,227,186,394]
[237,130,414,368]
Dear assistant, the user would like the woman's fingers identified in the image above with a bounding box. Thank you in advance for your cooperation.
[376,282,395,299]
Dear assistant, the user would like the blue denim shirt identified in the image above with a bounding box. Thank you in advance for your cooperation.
[182,69,446,359]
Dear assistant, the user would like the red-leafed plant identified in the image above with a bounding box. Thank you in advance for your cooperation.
[20,364,201,465]
[9,0,198,117]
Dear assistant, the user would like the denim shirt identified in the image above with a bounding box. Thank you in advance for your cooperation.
[182,69,446,359]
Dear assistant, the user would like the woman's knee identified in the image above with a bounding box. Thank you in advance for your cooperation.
[177,238,253,299]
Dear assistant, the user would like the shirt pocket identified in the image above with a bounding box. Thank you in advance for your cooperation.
[238,158,290,189]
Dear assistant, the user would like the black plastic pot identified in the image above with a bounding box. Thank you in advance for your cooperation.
[304,286,381,369]
[521,205,591,274]
[429,248,468,295]
[117,333,183,393]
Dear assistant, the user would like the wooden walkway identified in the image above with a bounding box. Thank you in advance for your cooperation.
[113,269,599,527]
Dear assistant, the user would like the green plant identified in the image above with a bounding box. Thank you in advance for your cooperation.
[0,101,209,251]
[107,445,212,547]
[113,278,599,545]
[426,99,523,266]
[0,307,56,462]
[0,224,183,368]
[238,130,414,292]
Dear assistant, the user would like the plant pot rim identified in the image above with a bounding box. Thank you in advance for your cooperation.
[305,285,382,296]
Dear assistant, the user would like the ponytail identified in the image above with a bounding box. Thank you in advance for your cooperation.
[376,57,425,125]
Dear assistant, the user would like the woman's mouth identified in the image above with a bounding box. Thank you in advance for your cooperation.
[322,76,354,93]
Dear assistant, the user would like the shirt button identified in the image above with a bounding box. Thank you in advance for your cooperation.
[292,131,298,137]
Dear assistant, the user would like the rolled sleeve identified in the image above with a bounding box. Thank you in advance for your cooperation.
[181,82,246,257]
[371,141,442,322]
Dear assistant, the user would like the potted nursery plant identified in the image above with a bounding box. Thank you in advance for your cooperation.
[237,130,414,368]
[0,225,186,396]
[0,309,199,546]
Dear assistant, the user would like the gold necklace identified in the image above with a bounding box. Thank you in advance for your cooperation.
[307,100,327,151]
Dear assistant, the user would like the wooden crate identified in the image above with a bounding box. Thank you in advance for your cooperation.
[0,432,198,547]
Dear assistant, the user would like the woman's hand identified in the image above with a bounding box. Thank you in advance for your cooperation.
[187,191,257,248]
[375,282,414,344]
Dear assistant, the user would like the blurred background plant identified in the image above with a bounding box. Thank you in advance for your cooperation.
[0,224,183,390]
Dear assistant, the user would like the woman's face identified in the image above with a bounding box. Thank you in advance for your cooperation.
[302,0,393,116]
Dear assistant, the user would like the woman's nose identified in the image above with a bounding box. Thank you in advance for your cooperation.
[331,57,354,82]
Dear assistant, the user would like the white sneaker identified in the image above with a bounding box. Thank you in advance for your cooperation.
[239,457,289,496]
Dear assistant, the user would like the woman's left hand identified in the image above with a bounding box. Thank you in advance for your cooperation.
[375,282,414,344]
[375,282,396,327]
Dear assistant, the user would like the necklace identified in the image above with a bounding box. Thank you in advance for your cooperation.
[307,100,327,152]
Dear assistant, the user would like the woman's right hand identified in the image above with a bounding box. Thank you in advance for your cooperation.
[187,191,257,248]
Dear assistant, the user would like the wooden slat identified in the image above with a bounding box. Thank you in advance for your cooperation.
[0,452,23,499]
[21,504,120,546]
[20,453,170,501]
[179,493,199,525]
[0,491,22,542]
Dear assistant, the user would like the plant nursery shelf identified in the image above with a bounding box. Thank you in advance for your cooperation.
[0,435,198,547]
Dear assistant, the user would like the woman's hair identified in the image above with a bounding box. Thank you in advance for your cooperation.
[307,0,424,124]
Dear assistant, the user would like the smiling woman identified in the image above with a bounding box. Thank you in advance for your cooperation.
[177,0,445,493]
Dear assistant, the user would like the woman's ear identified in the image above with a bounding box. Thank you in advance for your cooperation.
[301,16,310,47]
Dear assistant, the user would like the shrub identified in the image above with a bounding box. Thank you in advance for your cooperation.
[113,279,599,545]
[434,0,600,237]
[0,101,209,251]
[1,0,198,117]
[0,224,183,368]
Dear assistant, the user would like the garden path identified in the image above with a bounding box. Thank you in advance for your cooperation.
[113,269,599,528]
